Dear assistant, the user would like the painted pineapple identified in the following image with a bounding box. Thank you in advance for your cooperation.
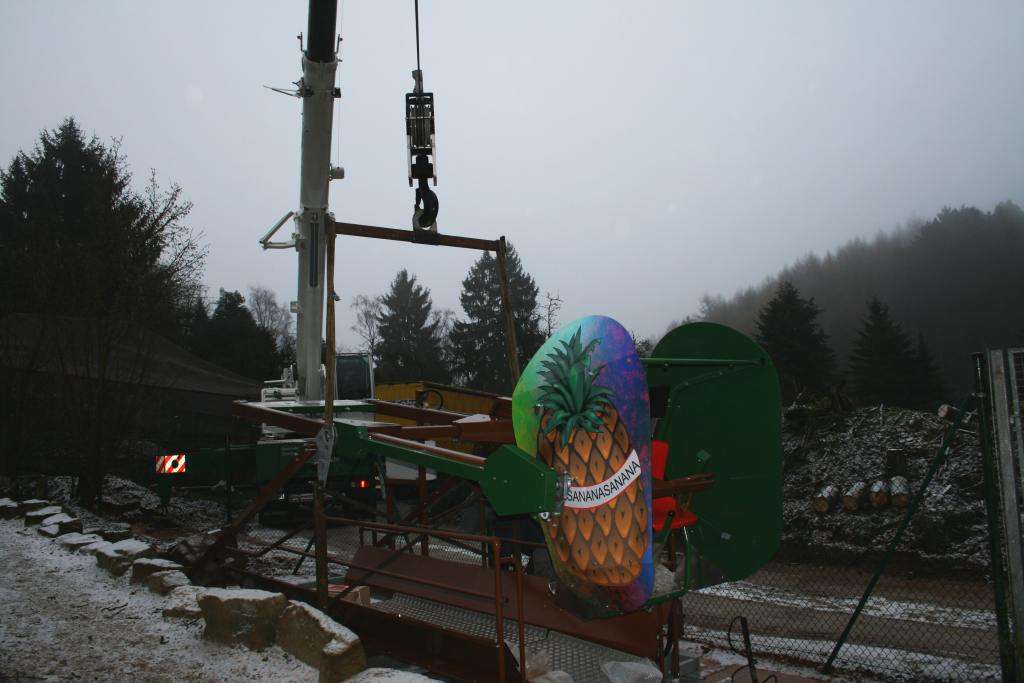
[536,329,649,588]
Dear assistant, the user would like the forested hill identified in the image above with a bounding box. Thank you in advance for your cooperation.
[696,201,1024,397]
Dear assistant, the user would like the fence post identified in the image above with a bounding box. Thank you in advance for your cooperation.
[977,350,1024,681]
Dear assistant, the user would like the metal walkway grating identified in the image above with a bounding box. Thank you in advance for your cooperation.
[375,592,649,682]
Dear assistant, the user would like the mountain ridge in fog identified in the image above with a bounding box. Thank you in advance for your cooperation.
[695,201,1024,398]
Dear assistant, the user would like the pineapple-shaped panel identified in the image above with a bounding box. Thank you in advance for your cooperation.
[512,316,653,614]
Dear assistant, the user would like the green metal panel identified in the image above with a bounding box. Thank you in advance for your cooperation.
[647,322,782,585]
[479,445,559,516]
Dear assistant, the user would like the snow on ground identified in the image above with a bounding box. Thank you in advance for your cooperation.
[688,626,1000,682]
[697,580,996,630]
[0,518,316,682]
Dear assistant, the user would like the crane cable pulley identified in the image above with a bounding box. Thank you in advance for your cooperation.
[406,0,439,232]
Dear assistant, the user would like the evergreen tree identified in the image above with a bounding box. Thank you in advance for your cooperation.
[449,245,544,393]
[0,118,204,503]
[847,297,915,406]
[0,117,203,336]
[376,270,448,383]
[910,332,944,410]
[191,290,280,381]
[753,281,835,401]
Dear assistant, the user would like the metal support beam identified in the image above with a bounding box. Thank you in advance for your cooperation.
[332,220,499,252]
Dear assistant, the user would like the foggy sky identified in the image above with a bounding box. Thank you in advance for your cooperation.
[2,1,1022,349]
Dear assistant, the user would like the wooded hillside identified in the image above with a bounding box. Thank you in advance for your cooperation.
[697,202,1024,397]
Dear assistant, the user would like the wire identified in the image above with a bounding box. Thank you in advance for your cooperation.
[414,0,421,72]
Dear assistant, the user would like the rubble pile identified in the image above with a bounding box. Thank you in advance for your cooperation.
[780,405,989,572]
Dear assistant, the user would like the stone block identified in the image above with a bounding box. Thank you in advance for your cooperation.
[24,506,62,525]
[95,538,154,575]
[197,588,287,650]
[147,570,191,595]
[131,558,184,583]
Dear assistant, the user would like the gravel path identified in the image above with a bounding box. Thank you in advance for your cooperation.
[0,519,317,682]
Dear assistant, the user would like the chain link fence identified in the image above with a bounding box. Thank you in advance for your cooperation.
[680,402,1003,681]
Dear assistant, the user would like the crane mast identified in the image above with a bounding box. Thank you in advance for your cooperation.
[295,0,339,401]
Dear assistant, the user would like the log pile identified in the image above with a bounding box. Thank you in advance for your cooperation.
[890,475,910,508]
[869,479,890,509]
[842,481,867,512]
[812,477,912,514]
[813,485,839,513]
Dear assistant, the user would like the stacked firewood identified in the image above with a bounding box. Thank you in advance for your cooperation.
[812,475,911,513]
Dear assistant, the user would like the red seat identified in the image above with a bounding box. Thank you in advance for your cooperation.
[651,439,698,531]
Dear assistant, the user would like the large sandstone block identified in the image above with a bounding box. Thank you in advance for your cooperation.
[163,585,208,619]
[99,523,132,542]
[168,530,220,566]
[0,498,18,519]
[131,558,184,583]
[38,524,62,537]
[275,600,366,682]
[78,540,113,555]
[95,538,154,575]
[198,588,287,650]
[319,636,369,683]
[58,533,104,550]
[24,506,62,525]
[147,570,191,595]
[16,499,51,514]
[39,513,82,535]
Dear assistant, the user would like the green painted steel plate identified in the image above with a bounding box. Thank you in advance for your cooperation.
[647,322,782,586]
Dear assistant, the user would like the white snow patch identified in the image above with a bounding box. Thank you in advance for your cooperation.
[0,519,316,681]
[697,579,997,630]
[688,626,1000,681]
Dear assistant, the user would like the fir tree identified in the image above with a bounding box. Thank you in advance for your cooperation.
[449,245,544,393]
[753,281,836,401]
[910,332,944,410]
[192,289,281,381]
[376,269,448,383]
[847,297,915,407]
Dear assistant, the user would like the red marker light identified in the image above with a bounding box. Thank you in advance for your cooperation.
[358,479,368,489]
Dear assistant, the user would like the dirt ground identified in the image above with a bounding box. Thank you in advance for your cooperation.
[0,519,317,682]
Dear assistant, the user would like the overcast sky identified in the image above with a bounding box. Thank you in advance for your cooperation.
[2,1,1022,348]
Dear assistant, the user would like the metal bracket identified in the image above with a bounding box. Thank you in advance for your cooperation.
[260,211,298,250]
[314,423,335,483]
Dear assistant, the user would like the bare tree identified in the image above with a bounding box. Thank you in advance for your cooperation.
[350,294,383,364]
[51,317,158,506]
[630,330,654,358]
[541,291,563,338]
[248,286,293,350]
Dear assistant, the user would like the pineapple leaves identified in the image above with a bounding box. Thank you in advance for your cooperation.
[535,327,617,446]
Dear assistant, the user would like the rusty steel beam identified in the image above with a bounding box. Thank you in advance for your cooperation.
[368,433,487,468]
[233,400,323,436]
[332,220,500,252]
[378,420,514,444]
[367,398,467,424]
